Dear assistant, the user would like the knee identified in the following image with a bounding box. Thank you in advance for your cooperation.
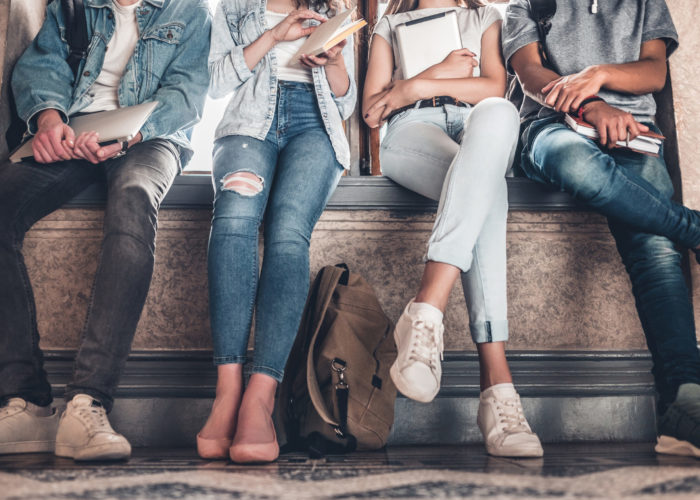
[620,234,681,274]
[218,170,265,197]
[106,183,159,248]
[264,223,311,252]
[469,98,520,139]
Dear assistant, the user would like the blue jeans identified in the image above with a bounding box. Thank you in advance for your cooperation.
[208,81,343,381]
[0,140,179,411]
[380,98,520,344]
[522,116,700,411]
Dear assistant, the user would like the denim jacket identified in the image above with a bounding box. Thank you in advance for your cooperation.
[209,0,357,169]
[11,0,212,166]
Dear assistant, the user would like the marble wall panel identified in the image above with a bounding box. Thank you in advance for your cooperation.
[667,0,700,328]
[25,208,648,353]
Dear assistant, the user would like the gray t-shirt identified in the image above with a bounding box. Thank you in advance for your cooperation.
[502,0,678,122]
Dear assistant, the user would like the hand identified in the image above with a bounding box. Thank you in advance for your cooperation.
[299,39,346,68]
[582,101,650,148]
[363,79,421,128]
[73,131,143,164]
[542,66,606,113]
[424,48,479,79]
[270,9,326,43]
[33,109,76,163]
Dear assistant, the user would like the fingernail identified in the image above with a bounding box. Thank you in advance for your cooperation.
[364,113,368,118]
[97,150,104,157]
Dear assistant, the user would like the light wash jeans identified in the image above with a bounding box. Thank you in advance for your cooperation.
[380,97,520,344]
[208,81,344,381]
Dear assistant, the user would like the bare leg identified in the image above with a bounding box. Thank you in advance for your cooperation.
[414,263,513,392]
[414,261,461,311]
[230,373,279,463]
[199,364,243,441]
[477,342,513,391]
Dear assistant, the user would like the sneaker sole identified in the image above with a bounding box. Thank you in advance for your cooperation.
[486,443,544,458]
[0,440,55,454]
[655,435,700,458]
[55,441,131,461]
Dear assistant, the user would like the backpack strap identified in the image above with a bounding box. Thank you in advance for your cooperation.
[304,265,351,434]
[61,0,89,80]
[528,0,557,68]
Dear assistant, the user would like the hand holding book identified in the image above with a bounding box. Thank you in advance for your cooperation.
[565,102,664,156]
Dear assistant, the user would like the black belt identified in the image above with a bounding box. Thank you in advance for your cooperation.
[386,96,467,122]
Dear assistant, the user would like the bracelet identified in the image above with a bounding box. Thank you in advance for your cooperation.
[576,95,605,120]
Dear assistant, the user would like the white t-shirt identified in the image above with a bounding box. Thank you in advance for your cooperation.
[266,10,313,84]
[82,1,141,112]
[373,6,502,81]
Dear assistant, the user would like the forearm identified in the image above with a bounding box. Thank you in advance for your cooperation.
[518,63,561,107]
[243,30,278,71]
[595,60,667,95]
[412,76,505,105]
[325,55,350,97]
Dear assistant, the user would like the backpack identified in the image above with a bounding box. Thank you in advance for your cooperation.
[275,264,398,458]
[5,0,88,151]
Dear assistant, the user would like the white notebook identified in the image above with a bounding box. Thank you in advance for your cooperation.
[10,101,158,163]
[395,11,463,79]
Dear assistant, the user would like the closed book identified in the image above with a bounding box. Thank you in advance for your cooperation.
[564,113,664,155]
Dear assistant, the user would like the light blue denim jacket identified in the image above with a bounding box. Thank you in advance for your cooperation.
[209,0,357,169]
[11,0,212,166]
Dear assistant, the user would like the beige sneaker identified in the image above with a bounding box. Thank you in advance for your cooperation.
[0,398,59,454]
[55,394,131,461]
[477,383,543,457]
[389,300,445,403]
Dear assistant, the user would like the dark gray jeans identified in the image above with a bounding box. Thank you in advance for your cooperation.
[0,139,179,412]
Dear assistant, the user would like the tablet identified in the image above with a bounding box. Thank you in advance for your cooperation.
[10,101,158,163]
[395,10,463,80]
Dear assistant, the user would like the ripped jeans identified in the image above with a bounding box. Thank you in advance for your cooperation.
[208,81,343,381]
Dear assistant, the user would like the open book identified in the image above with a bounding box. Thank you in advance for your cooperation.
[292,8,366,60]
[564,113,664,156]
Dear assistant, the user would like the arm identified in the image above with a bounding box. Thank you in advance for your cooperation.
[364,22,506,126]
[209,5,325,99]
[138,4,212,144]
[510,40,654,147]
[542,39,667,113]
[11,2,74,134]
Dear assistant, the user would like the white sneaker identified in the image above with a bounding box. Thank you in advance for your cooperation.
[389,300,445,403]
[0,398,59,454]
[55,394,131,461]
[477,383,543,457]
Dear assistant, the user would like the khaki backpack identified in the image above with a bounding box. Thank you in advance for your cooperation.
[275,264,397,457]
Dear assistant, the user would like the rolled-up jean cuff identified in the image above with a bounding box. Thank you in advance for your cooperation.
[424,246,472,273]
[213,355,247,366]
[470,320,509,344]
[251,365,285,383]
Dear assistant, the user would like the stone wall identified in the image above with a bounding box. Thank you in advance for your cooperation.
[26,209,646,352]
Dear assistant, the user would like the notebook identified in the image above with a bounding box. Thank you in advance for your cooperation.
[292,8,366,60]
[10,101,158,163]
[395,11,463,79]
[564,113,664,156]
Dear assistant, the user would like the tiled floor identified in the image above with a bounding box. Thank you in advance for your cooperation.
[0,443,698,499]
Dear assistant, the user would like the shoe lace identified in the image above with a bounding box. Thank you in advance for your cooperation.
[76,404,111,434]
[408,318,444,369]
[495,395,531,434]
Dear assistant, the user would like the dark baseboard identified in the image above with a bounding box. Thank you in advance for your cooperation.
[44,349,654,400]
[64,176,580,211]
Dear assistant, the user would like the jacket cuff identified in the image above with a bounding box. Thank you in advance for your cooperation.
[26,103,68,134]
[231,46,254,83]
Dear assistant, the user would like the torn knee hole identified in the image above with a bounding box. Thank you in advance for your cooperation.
[221,171,264,196]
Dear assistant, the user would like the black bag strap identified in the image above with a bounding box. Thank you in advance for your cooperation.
[528,0,557,68]
[61,0,89,80]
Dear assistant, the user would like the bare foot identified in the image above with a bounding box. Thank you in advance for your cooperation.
[230,374,279,463]
[197,365,243,458]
